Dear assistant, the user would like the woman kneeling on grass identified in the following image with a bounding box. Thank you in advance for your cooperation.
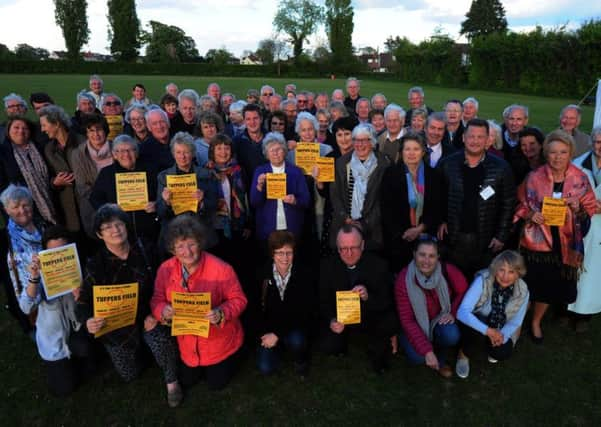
[150,215,247,392]
[394,236,468,379]
[455,250,529,378]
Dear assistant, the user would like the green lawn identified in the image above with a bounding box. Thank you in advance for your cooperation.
[2,306,601,425]
[0,74,596,133]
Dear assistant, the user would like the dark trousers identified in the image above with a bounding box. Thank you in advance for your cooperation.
[459,321,513,361]
[447,232,494,282]
[179,351,238,391]
[256,329,308,375]
[319,310,399,371]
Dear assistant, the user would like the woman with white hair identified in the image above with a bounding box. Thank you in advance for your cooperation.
[250,132,310,243]
[329,123,390,250]
[124,104,151,145]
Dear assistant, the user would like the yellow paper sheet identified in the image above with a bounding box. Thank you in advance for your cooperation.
[295,142,320,175]
[316,157,335,182]
[266,173,287,200]
[39,243,82,300]
[171,292,211,337]
[166,173,198,215]
[115,172,148,211]
[93,283,139,338]
[336,290,361,325]
[542,196,567,226]
[105,114,123,141]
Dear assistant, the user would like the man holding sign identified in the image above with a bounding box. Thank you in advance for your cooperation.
[318,224,399,373]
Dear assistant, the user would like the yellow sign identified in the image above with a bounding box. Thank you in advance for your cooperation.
[266,173,287,200]
[171,292,211,337]
[166,174,198,215]
[316,157,335,182]
[93,283,139,338]
[115,172,148,211]
[542,196,567,226]
[39,243,82,300]
[295,142,320,175]
[105,115,123,141]
[336,290,361,324]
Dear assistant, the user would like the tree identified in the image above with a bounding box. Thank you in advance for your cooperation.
[325,0,354,65]
[273,0,323,61]
[142,21,200,63]
[205,48,237,65]
[107,0,141,61]
[54,0,90,60]
[0,44,14,61]
[15,44,49,60]
[255,38,276,64]
[460,0,508,40]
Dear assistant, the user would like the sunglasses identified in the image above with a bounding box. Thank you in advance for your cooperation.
[105,101,121,106]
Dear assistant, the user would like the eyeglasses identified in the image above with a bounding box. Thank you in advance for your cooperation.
[262,92,273,96]
[105,101,121,106]
[6,103,24,109]
[337,245,362,254]
[353,138,372,145]
[114,148,135,154]
[100,221,125,232]
[271,121,284,127]
[297,100,307,104]
[130,118,145,123]
[174,241,199,253]
[273,250,294,257]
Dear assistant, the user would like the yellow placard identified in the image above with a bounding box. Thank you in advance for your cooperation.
[295,142,320,175]
[171,292,211,337]
[336,290,361,325]
[266,173,287,200]
[39,243,82,300]
[116,172,148,211]
[166,174,198,215]
[105,115,123,141]
[93,283,139,338]
[316,157,335,182]
[542,196,567,226]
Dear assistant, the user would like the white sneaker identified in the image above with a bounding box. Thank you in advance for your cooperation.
[455,357,470,378]
[488,356,498,364]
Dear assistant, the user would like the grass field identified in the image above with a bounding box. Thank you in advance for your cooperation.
[0,74,596,133]
[1,74,601,425]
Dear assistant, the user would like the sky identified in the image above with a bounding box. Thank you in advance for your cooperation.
[0,0,599,57]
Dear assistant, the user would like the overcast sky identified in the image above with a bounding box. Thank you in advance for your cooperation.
[0,0,599,56]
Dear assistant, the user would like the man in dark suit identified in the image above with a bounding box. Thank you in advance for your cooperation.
[425,112,456,168]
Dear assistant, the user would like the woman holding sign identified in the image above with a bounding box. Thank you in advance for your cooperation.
[90,134,159,243]
[77,204,181,407]
[151,215,247,391]
[250,132,310,243]
[381,132,443,273]
[514,130,596,343]
[2,186,87,396]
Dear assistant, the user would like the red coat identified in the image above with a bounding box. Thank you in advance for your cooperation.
[151,253,247,367]
[394,263,467,356]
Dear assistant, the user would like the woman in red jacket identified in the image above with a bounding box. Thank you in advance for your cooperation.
[150,215,247,391]
[394,237,468,378]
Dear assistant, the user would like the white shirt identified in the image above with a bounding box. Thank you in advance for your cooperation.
[271,164,287,230]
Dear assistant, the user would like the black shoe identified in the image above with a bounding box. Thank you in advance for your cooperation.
[530,329,544,345]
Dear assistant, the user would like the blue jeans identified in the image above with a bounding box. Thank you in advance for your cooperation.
[399,322,461,367]
[257,329,307,375]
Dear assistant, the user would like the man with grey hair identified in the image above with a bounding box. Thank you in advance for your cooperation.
[170,89,199,136]
[165,82,179,97]
[377,104,406,162]
[260,85,274,108]
[87,74,104,106]
[462,97,479,126]
[371,93,387,111]
[225,100,246,138]
[296,91,309,112]
[344,77,361,117]
[425,112,455,168]
[140,109,174,171]
[405,86,433,124]
[442,100,465,149]
[355,98,371,124]
[331,89,345,103]
[501,104,529,175]
[1,93,28,142]
[71,90,100,136]
[559,104,590,157]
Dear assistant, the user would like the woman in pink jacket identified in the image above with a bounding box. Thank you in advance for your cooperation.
[151,214,247,391]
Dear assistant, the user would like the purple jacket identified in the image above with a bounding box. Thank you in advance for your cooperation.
[250,161,310,240]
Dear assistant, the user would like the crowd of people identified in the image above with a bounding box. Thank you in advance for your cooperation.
[1,75,600,407]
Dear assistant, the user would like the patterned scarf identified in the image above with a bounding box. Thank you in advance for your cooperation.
[11,143,57,224]
[272,263,292,301]
[405,260,451,341]
[405,161,425,227]
[474,270,528,328]
[350,151,377,220]
[7,219,43,297]
[87,139,113,171]
[211,159,246,238]
[487,282,513,329]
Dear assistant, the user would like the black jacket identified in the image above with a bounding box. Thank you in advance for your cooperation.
[437,150,516,250]
[380,162,444,271]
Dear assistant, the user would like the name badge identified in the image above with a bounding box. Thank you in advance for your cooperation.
[480,185,495,200]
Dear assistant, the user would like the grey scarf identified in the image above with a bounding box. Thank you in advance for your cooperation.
[474,270,528,326]
[405,260,451,341]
